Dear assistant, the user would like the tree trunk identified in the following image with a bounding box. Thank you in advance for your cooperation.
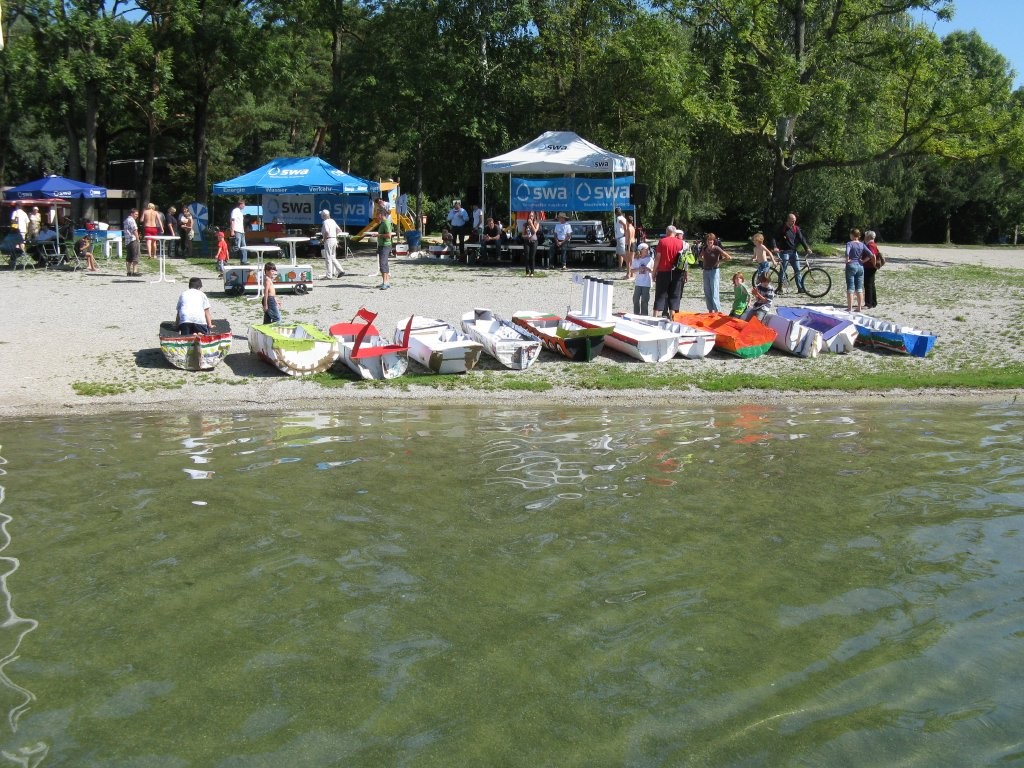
[769,157,792,224]
[900,207,913,242]
[944,214,952,244]
[416,136,423,233]
[83,84,99,221]
[194,87,211,204]
[327,25,345,160]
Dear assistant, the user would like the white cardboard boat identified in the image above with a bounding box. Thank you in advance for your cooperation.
[776,307,858,354]
[248,322,338,376]
[395,315,483,374]
[618,313,716,359]
[801,306,936,357]
[460,308,542,370]
[330,308,410,380]
[565,277,679,363]
[763,311,824,358]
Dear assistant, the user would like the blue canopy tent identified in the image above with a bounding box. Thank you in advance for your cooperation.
[3,175,108,253]
[212,157,378,232]
[213,157,376,196]
[3,174,107,201]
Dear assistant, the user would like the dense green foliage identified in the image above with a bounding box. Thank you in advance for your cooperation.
[1,0,1021,242]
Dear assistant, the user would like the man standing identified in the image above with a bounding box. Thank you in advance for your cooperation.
[10,203,28,240]
[614,207,631,278]
[319,209,344,279]
[446,200,470,260]
[471,203,483,243]
[771,212,812,295]
[375,200,393,290]
[165,206,179,258]
[230,199,247,264]
[652,225,686,318]
[549,213,572,270]
[124,208,140,276]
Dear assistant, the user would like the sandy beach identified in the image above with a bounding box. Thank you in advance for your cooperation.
[2,242,1022,419]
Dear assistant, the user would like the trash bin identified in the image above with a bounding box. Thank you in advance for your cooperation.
[405,230,421,249]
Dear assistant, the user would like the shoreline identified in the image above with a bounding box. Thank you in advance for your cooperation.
[3,243,1023,420]
[4,386,1020,421]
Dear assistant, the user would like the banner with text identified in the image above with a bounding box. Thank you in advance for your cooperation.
[261,194,372,226]
[510,176,634,212]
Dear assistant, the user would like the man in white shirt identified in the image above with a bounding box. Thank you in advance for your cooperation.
[176,277,213,334]
[549,212,573,270]
[229,199,247,264]
[446,200,470,260]
[10,203,28,239]
[319,209,344,279]
[614,206,631,276]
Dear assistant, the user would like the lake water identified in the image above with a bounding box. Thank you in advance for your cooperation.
[0,400,1021,766]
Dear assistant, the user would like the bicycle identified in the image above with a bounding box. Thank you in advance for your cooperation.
[751,255,832,299]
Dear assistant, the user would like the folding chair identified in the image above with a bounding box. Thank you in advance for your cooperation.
[64,243,83,271]
[37,240,64,269]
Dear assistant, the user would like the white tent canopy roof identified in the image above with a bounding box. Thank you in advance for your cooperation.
[481,131,635,175]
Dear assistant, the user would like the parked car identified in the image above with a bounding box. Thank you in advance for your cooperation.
[537,219,607,244]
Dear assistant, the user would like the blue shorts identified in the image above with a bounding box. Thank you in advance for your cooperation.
[845,262,864,292]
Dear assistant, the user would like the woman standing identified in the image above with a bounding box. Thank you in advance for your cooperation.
[700,232,731,313]
[844,228,871,313]
[178,207,194,259]
[522,212,539,276]
[863,230,881,309]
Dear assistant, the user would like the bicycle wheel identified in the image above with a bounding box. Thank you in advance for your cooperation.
[802,267,832,299]
[751,266,780,287]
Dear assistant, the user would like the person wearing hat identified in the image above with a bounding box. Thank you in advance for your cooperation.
[631,242,655,314]
[653,225,687,318]
[319,208,344,279]
[27,206,41,241]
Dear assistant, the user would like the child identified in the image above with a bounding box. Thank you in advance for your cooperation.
[751,232,778,279]
[729,272,749,318]
[743,271,775,321]
[631,242,654,315]
[214,230,229,275]
[262,262,281,324]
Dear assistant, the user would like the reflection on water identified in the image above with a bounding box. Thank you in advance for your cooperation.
[0,401,1022,766]
[0,449,46,767]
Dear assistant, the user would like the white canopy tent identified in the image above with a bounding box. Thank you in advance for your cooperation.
[480,131,636,225]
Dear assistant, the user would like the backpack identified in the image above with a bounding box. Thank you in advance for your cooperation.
[876,251,885,268]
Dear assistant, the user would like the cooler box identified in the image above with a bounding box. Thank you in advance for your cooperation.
[428,245,451,258]
[223,264,314,295]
